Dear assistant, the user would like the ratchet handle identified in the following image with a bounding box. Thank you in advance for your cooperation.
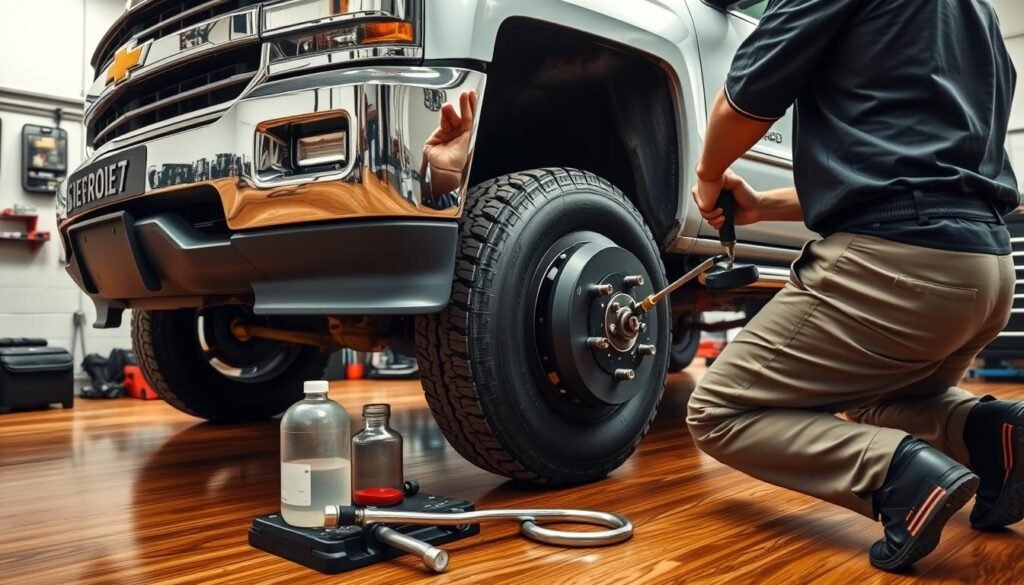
[718,189,736,244]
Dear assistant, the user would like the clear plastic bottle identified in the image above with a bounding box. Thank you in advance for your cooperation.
[280,380,351,528]
[351,403,404,506]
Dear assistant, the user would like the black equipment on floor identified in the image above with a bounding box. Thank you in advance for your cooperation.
[80,349,136,399]
[249,492,478,574]
[0,346,73,413]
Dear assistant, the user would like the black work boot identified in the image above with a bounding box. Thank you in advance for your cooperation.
[964,398,1024,530]
[870,438,979,572]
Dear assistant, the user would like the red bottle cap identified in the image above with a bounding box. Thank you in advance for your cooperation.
[353,487,404,507]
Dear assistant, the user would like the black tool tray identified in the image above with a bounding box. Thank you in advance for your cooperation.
[249,493,479,574]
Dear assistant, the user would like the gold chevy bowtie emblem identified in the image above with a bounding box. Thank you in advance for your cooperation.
[106,44,145,86]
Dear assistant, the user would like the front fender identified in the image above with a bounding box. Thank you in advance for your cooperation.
[424,0,709,240]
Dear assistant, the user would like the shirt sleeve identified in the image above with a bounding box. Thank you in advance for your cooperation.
[725,0,861,121]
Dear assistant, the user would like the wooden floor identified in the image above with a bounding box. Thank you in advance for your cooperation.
[1,367,1022,584]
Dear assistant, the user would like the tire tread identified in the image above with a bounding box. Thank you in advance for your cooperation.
[415,168,666,484]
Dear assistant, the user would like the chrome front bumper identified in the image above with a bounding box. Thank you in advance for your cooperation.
[58,65,485,326]
[59,65,486,231]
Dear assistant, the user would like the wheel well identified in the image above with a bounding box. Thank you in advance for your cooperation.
[470,18,682,245]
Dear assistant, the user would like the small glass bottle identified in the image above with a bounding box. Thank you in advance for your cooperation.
[351,403,404,506]
[280,380,351,528]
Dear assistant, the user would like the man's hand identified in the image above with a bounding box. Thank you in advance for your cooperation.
[691,170,762,229]
[423,91,477,196]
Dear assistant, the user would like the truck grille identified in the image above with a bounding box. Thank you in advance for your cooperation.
[93,0,262,70]
[89,44,261,148]
[88,0,263,149]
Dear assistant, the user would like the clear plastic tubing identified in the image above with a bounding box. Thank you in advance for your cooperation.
[280,380,351,527]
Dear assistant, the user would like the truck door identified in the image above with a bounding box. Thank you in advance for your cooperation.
[684,0,816,248]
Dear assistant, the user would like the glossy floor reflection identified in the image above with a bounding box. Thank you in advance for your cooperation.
[0,369,1022,584]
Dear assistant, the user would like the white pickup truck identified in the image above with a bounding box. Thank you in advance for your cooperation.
[58,0,815,485]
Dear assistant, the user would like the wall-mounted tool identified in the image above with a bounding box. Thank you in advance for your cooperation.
[22,124,67,194]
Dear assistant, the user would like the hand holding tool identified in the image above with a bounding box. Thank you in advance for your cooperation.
[703,190,760,291]
[634,190,759,315]
[717,189,737,267]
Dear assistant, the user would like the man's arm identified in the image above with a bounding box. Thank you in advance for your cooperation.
[696,171,803,229]
[696,89,773,183]
[757,187,803,222]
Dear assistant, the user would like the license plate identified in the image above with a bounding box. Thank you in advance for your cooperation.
[65,146,147,216]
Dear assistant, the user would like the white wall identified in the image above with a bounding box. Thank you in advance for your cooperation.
[0,0,128,380]
[993,0,1024,177]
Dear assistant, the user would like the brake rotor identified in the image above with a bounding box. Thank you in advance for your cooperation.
[534,238,660,407]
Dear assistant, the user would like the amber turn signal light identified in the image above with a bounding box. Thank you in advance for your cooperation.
[361,21,415,44]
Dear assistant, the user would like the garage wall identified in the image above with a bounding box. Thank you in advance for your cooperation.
[993,0,1024,178]
[0,0,128,378]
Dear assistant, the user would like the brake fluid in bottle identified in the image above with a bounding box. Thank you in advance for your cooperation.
[351,403,404,506]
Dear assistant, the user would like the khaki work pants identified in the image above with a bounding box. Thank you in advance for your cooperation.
[687,233,1014,517]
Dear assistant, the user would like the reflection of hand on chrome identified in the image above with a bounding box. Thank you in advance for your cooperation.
[423,90,477,198]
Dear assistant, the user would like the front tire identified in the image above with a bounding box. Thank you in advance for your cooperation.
[416,169,670,484]
[132,308,329,422]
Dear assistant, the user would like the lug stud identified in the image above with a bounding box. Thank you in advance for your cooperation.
[611,302,621,312]
[626,315,641,333]
[624,275,645,287]
[593,283,614,296]
[609,323,617,334]
[638,344,657,356]
[614,369,636,381]
[587,337,611,350]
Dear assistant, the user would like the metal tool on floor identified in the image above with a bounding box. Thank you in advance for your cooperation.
[323,502,634,573]
[249,488,480,574]
[250,483,632,575]
[633,190,759,317]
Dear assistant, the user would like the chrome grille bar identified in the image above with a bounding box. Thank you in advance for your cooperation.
[87,6,262,148]
[93,0,262,70]
[92,71,256,145]
[132,0,233,54]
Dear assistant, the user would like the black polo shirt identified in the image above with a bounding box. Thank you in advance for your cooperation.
[725,0,1020,254]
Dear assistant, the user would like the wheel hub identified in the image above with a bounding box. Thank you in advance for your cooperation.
[604,292,642,352]
[533,236,661,407]
[197,306,299,383]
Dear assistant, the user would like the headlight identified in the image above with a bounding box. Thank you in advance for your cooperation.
[271,21,416,61]
[263,0,419,35]
[264,0,421,65]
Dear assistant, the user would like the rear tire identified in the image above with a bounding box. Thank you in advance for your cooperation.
[132,309,329,422]
[668,318,700,373]
[416,168,670,484]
